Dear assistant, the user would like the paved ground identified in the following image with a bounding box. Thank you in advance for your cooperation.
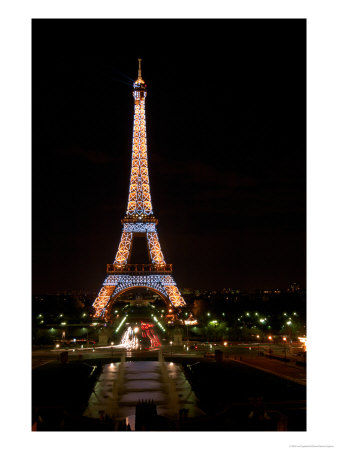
[231,356,306,385]
[32,358,55,369]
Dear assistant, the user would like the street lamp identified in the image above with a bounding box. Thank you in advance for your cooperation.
[223,341,229,358]
[282,337,287,359]
[170,341,173,356]
[268,335,272,353]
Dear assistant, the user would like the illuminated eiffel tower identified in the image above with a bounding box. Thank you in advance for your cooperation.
[92,60,187,320]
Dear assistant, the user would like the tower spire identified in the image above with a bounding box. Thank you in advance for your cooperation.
[138,58,142,80]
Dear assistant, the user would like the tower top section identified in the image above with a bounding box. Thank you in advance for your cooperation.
[126,59,153,217]
[133,58,146,95]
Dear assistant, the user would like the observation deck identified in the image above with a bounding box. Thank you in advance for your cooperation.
[122,216,158,225]
[107,263,172,274]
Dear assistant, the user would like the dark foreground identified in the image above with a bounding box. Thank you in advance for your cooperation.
[32,352,306,431]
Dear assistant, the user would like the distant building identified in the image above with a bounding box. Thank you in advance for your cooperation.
[289,282,300,293]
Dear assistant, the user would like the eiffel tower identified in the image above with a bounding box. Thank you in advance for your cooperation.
[92,60,187,320]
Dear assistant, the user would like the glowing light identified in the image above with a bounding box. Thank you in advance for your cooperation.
[268,336,272,340]
[61,322,66,326]
[134,327,139,333]
[152,315,166,332]
[256,335,260,338]
[184,319,198,325]
[55,344,60,348]
[115,316,127,333]
[223,341,228,346]
[287,321,292,325]
[169,362,174,366]
[259,319,265,323]
[120,326,139,350]
[170,341,173,345]
[298,336,307,351]
[111,341,114,346]
[283,337,287,341]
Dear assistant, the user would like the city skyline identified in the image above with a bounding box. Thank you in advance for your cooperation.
[33,19,306,293]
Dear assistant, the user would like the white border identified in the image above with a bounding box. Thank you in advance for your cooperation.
[1,1,337,449]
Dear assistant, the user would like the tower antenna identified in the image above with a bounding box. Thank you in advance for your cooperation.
[138,58,142,79]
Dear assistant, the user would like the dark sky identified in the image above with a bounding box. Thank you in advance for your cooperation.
[32,19,306,294]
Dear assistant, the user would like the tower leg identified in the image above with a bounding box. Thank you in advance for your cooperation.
[92,284,116,318]
[146,231,165,265]
[160,275,186,308]
[114,231,133,266]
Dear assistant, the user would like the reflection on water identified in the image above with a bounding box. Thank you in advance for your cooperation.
[83,360,204,427]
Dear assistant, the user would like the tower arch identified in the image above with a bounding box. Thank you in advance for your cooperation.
[104,285,171,318]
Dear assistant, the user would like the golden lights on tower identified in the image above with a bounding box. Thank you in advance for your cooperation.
[92,60,187,319]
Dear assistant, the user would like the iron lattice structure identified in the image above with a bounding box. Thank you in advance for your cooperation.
[92,60,186,319]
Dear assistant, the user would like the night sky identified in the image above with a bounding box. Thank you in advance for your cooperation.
[32,19,306,294]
